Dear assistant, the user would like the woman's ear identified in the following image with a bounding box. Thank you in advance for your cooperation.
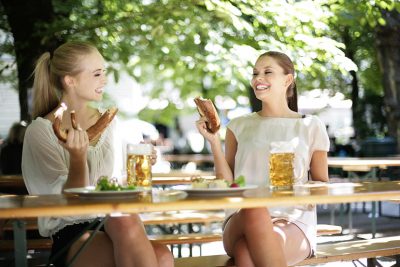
[285,74,294,88]
[62,75,75,90]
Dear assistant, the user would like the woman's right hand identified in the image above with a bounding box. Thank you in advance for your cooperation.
[59,127,89,159]
[196,117,220,145]
[61,126,90,189]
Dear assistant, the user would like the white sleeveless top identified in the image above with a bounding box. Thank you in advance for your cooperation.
[227,112,329,250]
[22,114,126,237]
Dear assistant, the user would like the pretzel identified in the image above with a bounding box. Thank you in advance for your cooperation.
[194,97,220,133]
[52,103,118,142]
[70,110,78,130]
[52,103,69,142]
[86,107,118,141]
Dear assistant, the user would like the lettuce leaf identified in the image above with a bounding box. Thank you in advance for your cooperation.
[234,175,246,187]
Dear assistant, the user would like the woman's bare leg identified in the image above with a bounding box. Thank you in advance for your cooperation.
[105,215,159,267]
[273,220,311,266]
[65,217,173,267]
[232,237,255,267]
[66,231,115,267]
[223,208,287,267]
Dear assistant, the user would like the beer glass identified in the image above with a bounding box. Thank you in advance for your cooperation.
[269,152,295,189]
[126,144,152,190]
[268,138,306,190]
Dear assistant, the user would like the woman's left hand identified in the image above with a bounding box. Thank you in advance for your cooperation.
[139,141,157,165]
[150,146,157,165]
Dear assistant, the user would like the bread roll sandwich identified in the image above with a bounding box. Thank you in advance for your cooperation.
[194,97,220,133]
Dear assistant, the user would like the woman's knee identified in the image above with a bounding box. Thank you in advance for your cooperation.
[240,208,271,229]
[105,215,145,240]
[273,222,310,266]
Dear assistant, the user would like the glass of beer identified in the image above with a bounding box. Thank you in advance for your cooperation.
[126,144,153,190]
[269,152,295,190]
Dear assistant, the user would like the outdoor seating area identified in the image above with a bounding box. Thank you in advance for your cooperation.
[1,162,400,266]
[1,1,400,266]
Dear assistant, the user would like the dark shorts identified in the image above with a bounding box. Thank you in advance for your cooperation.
[49,220,105,267]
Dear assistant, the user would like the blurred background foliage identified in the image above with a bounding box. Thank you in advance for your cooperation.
[1,0,400,145]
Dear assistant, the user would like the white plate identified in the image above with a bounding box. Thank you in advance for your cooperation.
[173,185,258,196]
[64,186,147,199]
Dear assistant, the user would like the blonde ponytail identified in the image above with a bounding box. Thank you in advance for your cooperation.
[31,41,98,119]
[32,52,60,119]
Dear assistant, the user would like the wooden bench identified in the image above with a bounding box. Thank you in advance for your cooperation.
[174,235,400,267]
[1,210,226,235]
[0,224,342,252]
[0,233,224,251]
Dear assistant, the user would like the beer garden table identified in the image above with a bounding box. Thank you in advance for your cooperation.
[1,180,400,267]
[327,157,400,235]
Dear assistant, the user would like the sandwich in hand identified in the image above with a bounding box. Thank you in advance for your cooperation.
[194,97,220,133]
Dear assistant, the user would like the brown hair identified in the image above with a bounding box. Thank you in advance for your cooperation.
[32,41,98,118]
[7,121,27,144]
[258,51,298,112]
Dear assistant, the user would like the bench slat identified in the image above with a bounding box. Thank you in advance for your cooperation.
[150,233,222,245]
[301,236,400,265]
[1,211,225,232]
[175,236,400,267]
[0,233,222,251]
[0,239,53,251]
[2,217,339,236]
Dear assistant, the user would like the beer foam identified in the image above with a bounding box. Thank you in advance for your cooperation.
[127,144,153,155]
[270,139,298,153]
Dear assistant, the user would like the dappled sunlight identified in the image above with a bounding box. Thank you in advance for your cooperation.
[226,197,243,203]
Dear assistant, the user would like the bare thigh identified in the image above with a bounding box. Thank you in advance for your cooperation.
[66,231,115,267]
[223,213,311,266]
[273,220,311,266]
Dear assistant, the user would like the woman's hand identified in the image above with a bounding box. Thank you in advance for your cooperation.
[60,127,89,159]
[150,146,157,165]
[61,126,90,189]
[196,117,220,145]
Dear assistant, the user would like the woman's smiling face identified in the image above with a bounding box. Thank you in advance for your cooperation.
[72,51,108,102]
[251,55,292,101]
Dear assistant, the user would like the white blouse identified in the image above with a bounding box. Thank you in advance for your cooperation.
[227,112,329,251]
[22,115,125,237]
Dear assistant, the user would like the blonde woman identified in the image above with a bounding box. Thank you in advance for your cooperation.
[22,41,173,267]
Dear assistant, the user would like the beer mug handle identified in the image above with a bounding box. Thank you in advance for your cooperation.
[294,163,306,184]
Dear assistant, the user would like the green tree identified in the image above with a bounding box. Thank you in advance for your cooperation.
[2,0,399,148]
[324,0,400,149]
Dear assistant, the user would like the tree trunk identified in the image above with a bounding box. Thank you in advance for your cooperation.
[1,0,61,121]
[375,9,400,153]
[341,27,361,140]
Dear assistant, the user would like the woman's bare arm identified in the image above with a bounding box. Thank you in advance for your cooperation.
[196,117,235,182]
[309,150,329,182]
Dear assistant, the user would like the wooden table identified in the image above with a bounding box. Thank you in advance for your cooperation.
[163,154,214,164]
[328,157,400,170]
[162,155,400,170]
[163,155,400,167]
[2,180,400,267]
[327,157,400,235]
[1,180,400,219]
